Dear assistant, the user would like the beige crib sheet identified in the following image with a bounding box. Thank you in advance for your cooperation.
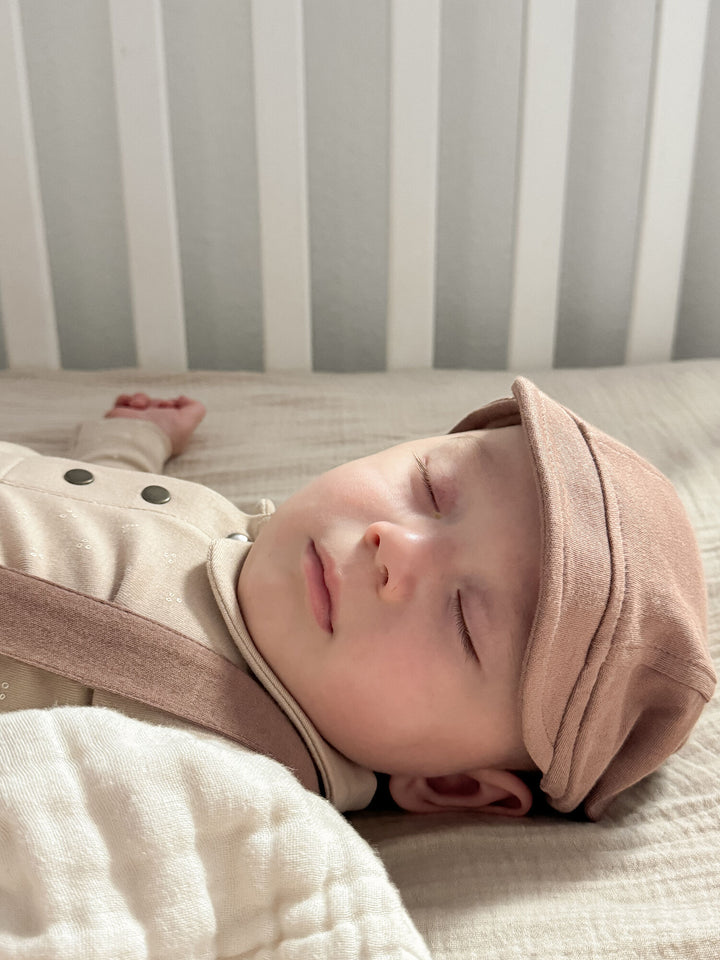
[0,360,717,959]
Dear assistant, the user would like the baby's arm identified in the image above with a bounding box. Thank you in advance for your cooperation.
[70,393,206,473]
[105,393,206,457]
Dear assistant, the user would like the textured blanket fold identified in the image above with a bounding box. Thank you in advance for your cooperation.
[0,707,431,960]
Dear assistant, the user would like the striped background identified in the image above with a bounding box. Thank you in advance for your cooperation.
[0,0,718,372]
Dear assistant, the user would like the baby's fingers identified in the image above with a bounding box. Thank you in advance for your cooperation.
[112,392,152,409]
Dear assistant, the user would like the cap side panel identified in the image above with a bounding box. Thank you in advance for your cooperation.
[514,381,613,780]
[550,427,713,814]
[539,431,628,806]
[582,684,706,821]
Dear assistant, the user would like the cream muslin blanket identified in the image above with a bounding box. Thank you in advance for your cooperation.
[0,707,430,959]
[0,360,718,959]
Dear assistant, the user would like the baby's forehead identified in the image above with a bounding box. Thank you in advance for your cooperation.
[407,425,527,460]
[397,428,485,451]
[369,431,481,464]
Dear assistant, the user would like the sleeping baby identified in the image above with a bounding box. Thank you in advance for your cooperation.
[0,378,715,819]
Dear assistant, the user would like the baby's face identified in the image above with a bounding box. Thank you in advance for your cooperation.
[237,425,541,778]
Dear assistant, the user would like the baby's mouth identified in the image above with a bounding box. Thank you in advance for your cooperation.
[303,540,333,634]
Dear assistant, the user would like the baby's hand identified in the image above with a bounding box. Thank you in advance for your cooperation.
[105,393,206,455]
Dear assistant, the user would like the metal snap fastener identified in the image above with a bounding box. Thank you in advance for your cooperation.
[141,485,171,504]
[64,468,94,485]
[226,533,249,542]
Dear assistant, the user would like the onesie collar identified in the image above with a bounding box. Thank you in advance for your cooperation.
[207,533,377,812]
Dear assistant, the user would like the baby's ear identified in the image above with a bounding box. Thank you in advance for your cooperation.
[388,769,532,817]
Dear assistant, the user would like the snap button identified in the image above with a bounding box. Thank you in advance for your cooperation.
[64,468,94,485]
[141,485,171,504]
[226,533,249,542]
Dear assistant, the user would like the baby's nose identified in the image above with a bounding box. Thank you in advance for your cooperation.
[363,520,428,602]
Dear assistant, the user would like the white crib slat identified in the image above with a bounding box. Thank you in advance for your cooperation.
[507,0,576,371]
[251,0,312,371]
[109,0,187,370]
[626,0,711,365]
[386,0,441,370]
[0,0,60,369]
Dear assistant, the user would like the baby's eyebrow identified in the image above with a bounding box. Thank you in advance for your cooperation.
[451,432,483,447]
[434,432,480,454]
[442,432,492,474]
[454,431,488,451]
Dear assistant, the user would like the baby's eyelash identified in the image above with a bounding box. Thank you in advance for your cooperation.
[413,453,441,514]
[454,592,478,663]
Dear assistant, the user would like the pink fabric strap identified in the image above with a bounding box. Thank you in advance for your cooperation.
[0,564,320,794]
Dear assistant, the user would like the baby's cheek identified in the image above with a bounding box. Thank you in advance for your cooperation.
[339,648,421,720]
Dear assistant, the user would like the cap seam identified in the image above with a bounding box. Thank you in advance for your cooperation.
[533,390,564,752]
[592,434,669,485]
[614,638,713,670]
[642,662,716,701]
